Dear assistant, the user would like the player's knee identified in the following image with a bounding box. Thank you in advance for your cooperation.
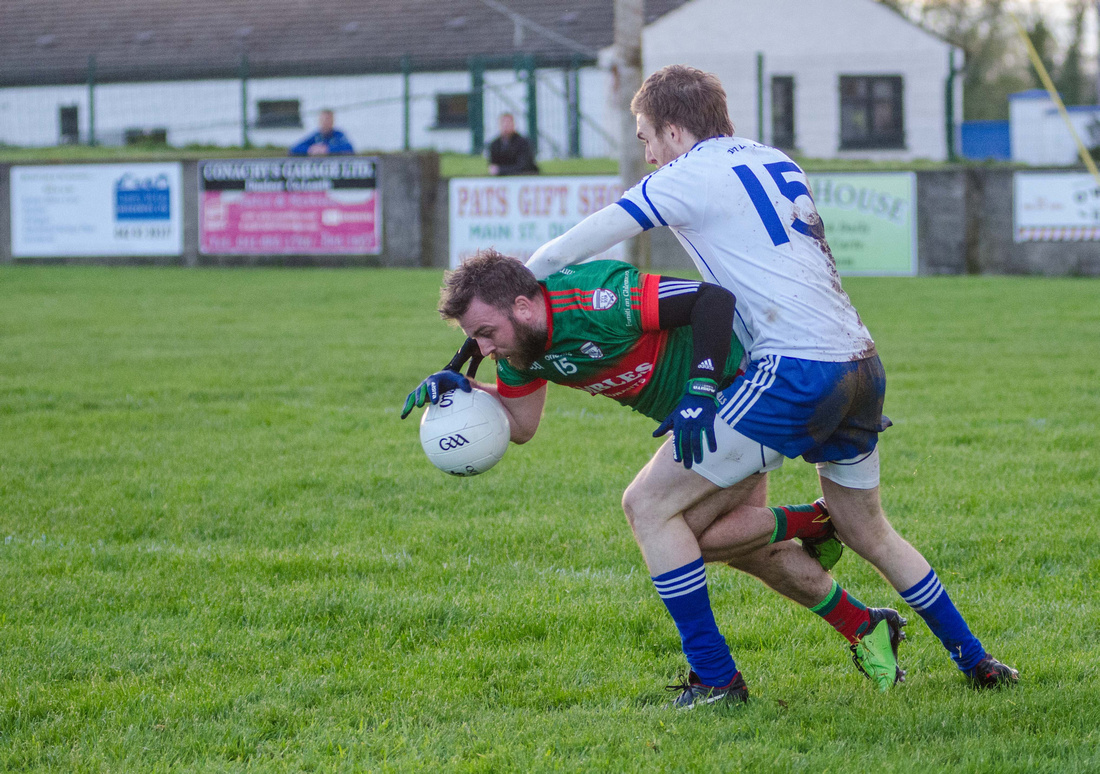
[621,480,661,536]
[621,483,643,532]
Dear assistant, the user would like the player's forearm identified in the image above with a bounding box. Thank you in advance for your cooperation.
[655,280,736,385]
[687,284,735,383]
[526,204,643,279]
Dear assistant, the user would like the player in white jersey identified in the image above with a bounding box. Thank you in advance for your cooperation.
[520,65,1018,694]
[615,135,874,364]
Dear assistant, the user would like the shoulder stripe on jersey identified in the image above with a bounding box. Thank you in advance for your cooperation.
[547,287,642,296]
[658,287,699,298]
[641,178,669,227]
[616,199,654,231]
[550,304,643,313]
[658,281,700,298]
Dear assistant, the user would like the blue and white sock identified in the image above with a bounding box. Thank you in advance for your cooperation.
[900,568,986,671]
[651,557,738,687]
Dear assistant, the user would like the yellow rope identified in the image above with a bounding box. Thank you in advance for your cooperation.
[1010,12,1100,183]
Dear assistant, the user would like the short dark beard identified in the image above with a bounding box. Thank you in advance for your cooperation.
[505,311,547,371]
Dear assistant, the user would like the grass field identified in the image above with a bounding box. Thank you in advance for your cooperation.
[1,267,1099,772]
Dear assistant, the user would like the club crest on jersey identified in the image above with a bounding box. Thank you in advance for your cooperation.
[591,288,618,311]
[580,341,604,359]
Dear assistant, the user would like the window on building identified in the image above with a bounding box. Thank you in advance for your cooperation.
[840,76,904,150]
[59,105,79,144]
[124,128,168,146]
[771,76,795,149]
[255,99,302,129]
[435,93,470,129]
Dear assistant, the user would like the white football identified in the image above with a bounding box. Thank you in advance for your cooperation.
[419,388,510,476]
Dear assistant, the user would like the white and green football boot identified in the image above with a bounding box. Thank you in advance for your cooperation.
[851,608,907,691]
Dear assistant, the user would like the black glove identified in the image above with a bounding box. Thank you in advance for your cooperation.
[444,336,484,379]
[400,338,484,419]
[653,378,720,469]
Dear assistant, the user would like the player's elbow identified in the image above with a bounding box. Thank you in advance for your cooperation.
[526,238,571,279]
[509,421,538,445]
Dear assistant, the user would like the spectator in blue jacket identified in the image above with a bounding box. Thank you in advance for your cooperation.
[289,109,354,156]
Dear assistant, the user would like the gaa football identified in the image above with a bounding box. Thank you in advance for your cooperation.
[419,388,510,476]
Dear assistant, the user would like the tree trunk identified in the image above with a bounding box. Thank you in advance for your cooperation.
[612,0,650,268]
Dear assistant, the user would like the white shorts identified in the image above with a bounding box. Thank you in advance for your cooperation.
[816,448,880,490]
[691,420,784,489]
[692,421,881,491]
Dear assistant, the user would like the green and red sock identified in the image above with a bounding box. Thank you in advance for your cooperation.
[769,500,829,543]
[811,580,871,644]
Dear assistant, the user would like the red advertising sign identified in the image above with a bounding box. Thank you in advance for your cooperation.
[199,158,380,255]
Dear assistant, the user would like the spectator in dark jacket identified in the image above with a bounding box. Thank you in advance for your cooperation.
[487,113,539,175]
[290,109,354,156]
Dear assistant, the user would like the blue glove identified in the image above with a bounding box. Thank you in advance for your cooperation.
[401,370,472,419]
[653,378,720,469]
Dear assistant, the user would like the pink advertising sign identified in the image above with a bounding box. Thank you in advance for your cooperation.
[199,158,380,255]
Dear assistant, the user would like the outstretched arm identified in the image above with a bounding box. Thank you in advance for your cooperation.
[525,203,643,279]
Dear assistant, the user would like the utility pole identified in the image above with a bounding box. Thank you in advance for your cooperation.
[1096,2,1100,105]
[613,0,649,268]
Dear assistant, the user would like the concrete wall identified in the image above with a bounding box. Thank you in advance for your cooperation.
[2,152,440,267]
[6,160,1100,275]
[911,168,1100,277]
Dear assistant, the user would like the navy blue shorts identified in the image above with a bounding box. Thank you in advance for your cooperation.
[715,354,892,463]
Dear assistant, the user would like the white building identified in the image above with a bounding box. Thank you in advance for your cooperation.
[635,0,963,160]
[0,0,960,161]
[1010,89,1100,166]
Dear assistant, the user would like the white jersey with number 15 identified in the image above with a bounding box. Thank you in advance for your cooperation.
[616,137,874,363]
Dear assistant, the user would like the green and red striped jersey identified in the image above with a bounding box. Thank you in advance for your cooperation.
[495,260,745,421]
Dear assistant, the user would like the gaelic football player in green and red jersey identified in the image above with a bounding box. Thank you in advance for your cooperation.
[402,249,905,706]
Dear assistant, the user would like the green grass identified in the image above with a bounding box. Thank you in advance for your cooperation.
[0,145,616,178]
[1,268,1098,772]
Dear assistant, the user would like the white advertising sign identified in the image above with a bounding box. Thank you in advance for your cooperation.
[1014,172,1100,241]
[11,163,184,257]
[807,172,917,276]
[449,176,625,267]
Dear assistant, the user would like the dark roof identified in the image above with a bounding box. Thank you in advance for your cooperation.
[1,0,690,87]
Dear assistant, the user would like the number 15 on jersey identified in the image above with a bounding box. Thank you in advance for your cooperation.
[732,161,823,247]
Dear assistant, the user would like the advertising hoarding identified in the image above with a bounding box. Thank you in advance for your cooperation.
[200,158,380,255]
[807,172,917,276]
[11,163,183,257]
[1014,172,1100,241]
[449,172,916,275]
[448,176,625,268]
